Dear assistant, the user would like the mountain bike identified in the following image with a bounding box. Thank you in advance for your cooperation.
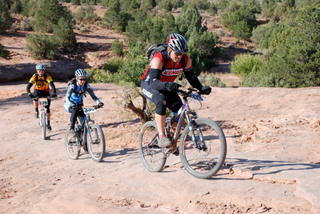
[35,96,51,140]
[138,88,227,179]
[65,105,105,162]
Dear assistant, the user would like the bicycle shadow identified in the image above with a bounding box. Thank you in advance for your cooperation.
[100,118,140,128]
[212,157,320,181]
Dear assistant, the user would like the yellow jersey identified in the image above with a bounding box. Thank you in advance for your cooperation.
[29,73,53,92]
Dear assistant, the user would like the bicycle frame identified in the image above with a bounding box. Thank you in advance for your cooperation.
[38,97,49,127]
[166,90,205,150]
[75,107,96,146]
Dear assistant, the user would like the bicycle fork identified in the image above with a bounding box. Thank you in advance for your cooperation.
[186,112,207,151]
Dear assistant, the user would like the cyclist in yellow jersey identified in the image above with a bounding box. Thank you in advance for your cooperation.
[26,64,57,131]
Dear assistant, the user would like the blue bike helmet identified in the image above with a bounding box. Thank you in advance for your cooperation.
[75,69,88,78]
[36,64,46,70]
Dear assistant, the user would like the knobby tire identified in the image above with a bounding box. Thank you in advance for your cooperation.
[65,129,81,160]
[138,121,166,172]
[87,123,105,162]
[179,118,227,179]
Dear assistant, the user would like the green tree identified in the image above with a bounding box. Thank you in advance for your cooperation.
[0,0,12,33]
[53,18,77,53]
[244,4,320,87]
[220,0,260,40]
[230,53,263,76]
[102,0,130,32]
[175,2,202,37]
[32,0,73,33]
[111,39,124,56]
[26,33,59,59]
[74,5,100,24]
[188,30,220,74]
[10,0,23,14]
[0,44,10,59]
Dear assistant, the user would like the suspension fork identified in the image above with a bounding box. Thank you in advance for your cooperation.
[185,111,206,150]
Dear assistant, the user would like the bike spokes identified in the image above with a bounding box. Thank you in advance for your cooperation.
[138,121,166,172]
[180,119,227,179]
[87,123,105,162]
[65,130,81,160]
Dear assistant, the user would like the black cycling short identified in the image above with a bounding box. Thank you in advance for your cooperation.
[33,89,51,112]
[141,81,182,115]
[69,105,85,127]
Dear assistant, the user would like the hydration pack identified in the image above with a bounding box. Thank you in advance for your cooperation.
[68,78,88,95]
[141,43,186,81]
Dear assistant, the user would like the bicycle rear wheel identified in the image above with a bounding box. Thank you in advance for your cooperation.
[179,118,227,179]
[40,112,46,140]
[138,121,166,172]
[87,123,105,162]
[65,129,81,160]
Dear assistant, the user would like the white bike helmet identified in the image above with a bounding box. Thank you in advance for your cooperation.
[36,64,46,70]
[75,69,88,78]
[167,33,188,54]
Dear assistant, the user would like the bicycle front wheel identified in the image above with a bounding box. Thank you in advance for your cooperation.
[65,129,81,160]
[87,123,105,162]
[40,112,46,140]
[179,118,227,179]
[138,121,166,172]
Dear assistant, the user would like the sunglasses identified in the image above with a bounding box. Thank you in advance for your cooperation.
[79,78,87,81]
[172,50,183,56]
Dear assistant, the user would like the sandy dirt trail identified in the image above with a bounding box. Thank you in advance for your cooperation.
[1,82,320,214]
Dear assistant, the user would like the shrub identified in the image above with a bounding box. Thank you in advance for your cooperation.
[26,33,59,59]
[111,39,124,57]
[0,0,12,32]
[230,53,263,76]
[32,0,73,33]
[0,44,11,59]
[53,18,77,53]
[103,57,122,74]
[74,5,100,25]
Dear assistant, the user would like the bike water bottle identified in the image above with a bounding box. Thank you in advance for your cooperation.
[75,124,82,133]
[165,117,172,138]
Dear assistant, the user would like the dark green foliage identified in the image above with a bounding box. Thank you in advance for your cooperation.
[74,5,100,24]
[102,0,131,32]
[53,18,77,53]
[21,0,38,17]
[207,3,218,16]
[103,57,122,73]
[0,0,12,33]
[0,44,11,59]
[175,2,202,37]
[140,0,156,12]
[111,39,124,57]
[32,0,73,33]
[162,14,178,38]
[115,43,148,86]
[188,30,220,74]
[125,11,150,44]
[230,54,263,76]
[26,33,59,59]
[158,0,174,11]
[220,0,260,40]
[261,0,280,19]
[71,0,81,5]
[251,20,286,52]
[244,4,320,87]
[10,0,23,14]
[196,0,211,10]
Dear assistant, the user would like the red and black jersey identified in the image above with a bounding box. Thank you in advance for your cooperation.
[141,52,188,82]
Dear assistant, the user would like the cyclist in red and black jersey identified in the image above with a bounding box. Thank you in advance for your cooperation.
[141,33,211,147]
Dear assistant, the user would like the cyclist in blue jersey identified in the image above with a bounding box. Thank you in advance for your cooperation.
[64,69,104,135]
